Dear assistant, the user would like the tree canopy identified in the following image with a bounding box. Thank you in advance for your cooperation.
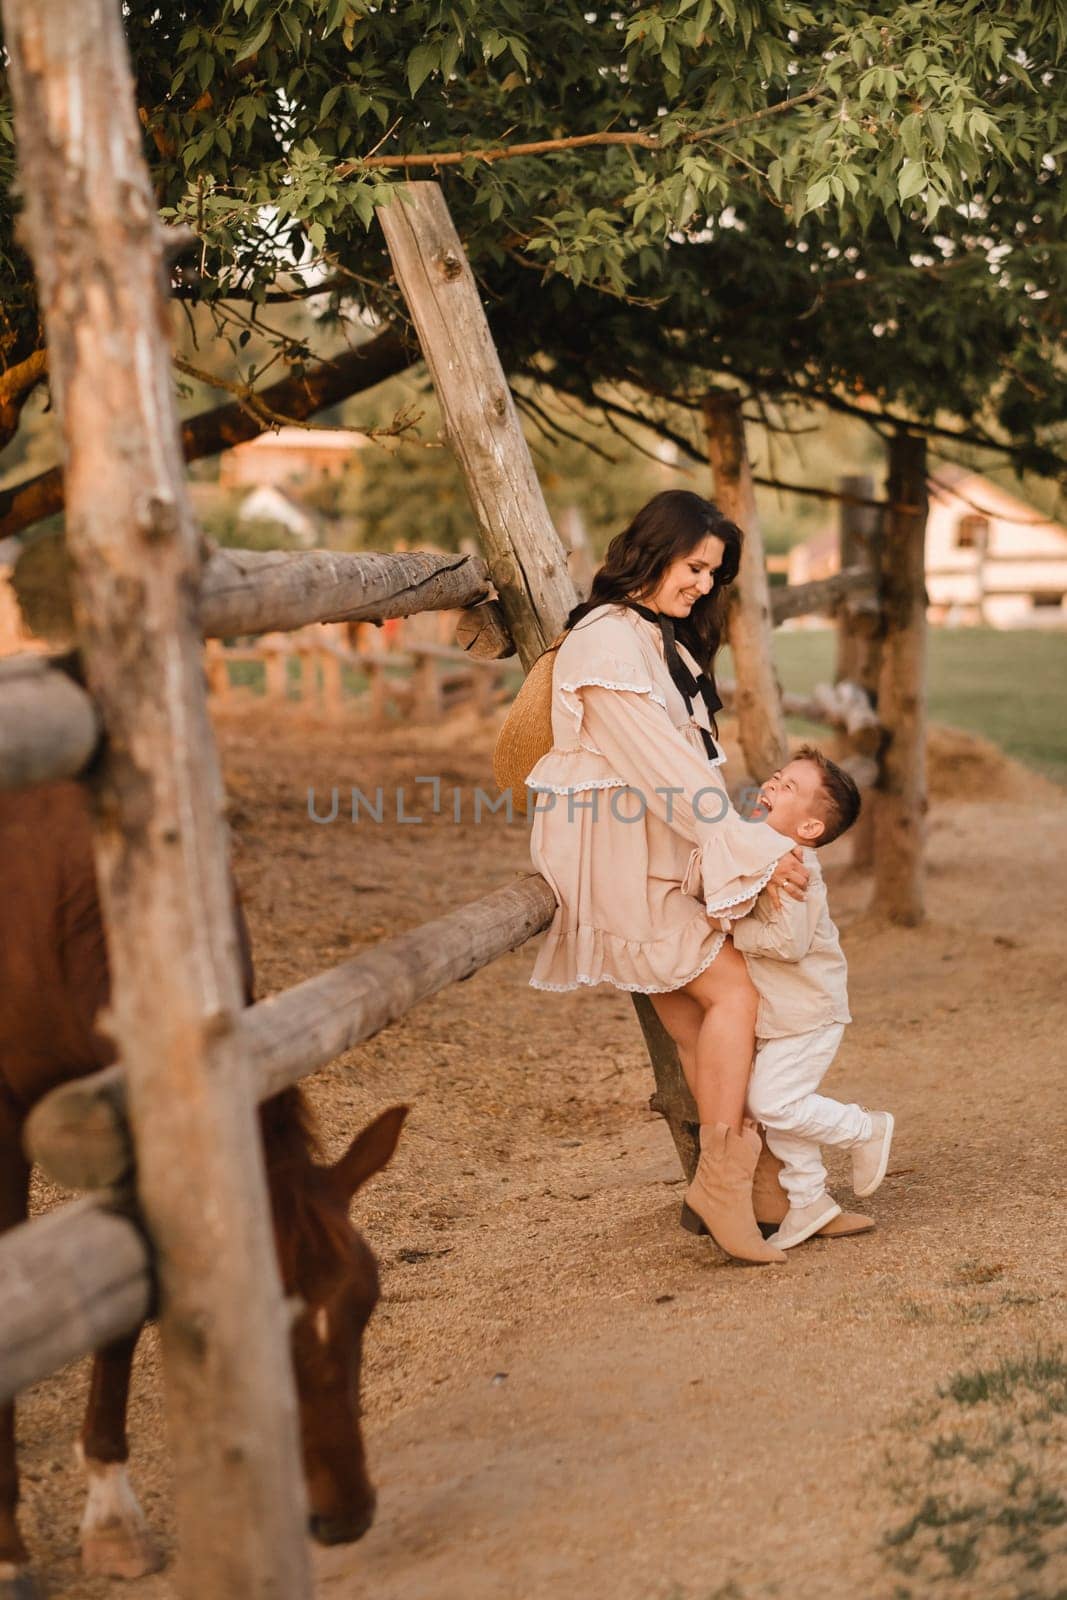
[0,0,1064,538]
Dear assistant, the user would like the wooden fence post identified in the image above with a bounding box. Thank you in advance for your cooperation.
[873,434,928,924]
[319,644,344,716]
[1,4,313,1595]
[377,184,574,668]
[836,474,882,868]
[378,181,696,1170]
[703,390,789,782]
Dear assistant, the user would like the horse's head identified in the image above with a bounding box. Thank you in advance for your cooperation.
[275,1103,407,1545]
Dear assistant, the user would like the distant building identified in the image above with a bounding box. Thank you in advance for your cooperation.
[236,484,317,545]
[218,426,363,490]
[787,464,1067,627]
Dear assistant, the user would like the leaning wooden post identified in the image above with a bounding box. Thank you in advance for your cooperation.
[873,433,928,924]
[378,181,696,1172]
[703,390,789,782]
[377,184,574,669]
[1,5,313,1596]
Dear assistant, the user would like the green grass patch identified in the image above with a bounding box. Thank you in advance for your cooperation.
[882,1346,1067,1595]
[720,627,1067,784]
[942,1350,1067,1412]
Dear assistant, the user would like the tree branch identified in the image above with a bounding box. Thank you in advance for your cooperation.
[0,346,48,446]
[0,328,414,541]
[340,89,829,173]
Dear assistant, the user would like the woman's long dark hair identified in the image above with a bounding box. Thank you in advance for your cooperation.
[561,489,743,670]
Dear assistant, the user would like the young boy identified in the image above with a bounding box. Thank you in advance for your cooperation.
[727,747,895,1249]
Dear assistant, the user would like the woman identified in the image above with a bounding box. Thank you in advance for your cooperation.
[526,490,809,1265]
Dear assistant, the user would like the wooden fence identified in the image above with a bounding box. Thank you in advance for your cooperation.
[0,8,926,1592]
[204,621,513,724]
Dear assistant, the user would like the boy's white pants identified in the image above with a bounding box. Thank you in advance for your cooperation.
[746,1024,872,1208]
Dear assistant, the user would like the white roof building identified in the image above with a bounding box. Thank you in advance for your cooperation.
[218,426,364,490]
[788,464,1067,627]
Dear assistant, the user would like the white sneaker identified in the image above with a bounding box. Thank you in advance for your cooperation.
[766,1194,842,1250]
[851,1111,894,1198]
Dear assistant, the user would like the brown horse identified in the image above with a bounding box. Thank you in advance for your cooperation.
[0,781,405,1596]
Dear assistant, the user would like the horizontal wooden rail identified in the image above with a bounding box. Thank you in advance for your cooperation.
[0,550,496,784]
[2,873,555,1398]
[320,640,506,669]
[0,655,100,790]
[1,558,877,789]
[0,1198,152,1405]
[718,675,883,758]
[200,547,492,637]
[769,565,872,625]
[27,874,557,1193]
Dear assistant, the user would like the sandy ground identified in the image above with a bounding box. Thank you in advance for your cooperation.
[14,702,1067,1600]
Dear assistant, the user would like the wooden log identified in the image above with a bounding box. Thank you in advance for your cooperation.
[770,566,871,625]
[455,599,516,660]
[0,1198,151,1405]
[835,474,884,870]
[471,665,497,716]
[809,681,882,758]
[838,752,879,792]
[203,638,230,701]
[377,183,574,669]
[200,546,491,638]
[411,651,441,720]
[0,654,100,788]
[377,183,706,1179]
[318,646,344,717]
[720,678,884,755]
[16,542,493,649]
[835,474,881,685]
[873,434,928,924]
[28,875,559,1193]
[263,636,290,700]
[2,4,314,1594]
[366,657,391,724]
[703,390,788,782]
[633,998,700,1180]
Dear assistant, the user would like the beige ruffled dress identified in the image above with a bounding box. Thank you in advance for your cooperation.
[526,603,793,994]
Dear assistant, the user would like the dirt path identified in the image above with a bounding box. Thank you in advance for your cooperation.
[17,705,1067,1599]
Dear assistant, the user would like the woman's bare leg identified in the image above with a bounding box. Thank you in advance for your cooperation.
[645,987,704,1098]
[649,938,757,1134]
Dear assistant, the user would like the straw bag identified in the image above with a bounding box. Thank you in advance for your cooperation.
[491,631,567,816]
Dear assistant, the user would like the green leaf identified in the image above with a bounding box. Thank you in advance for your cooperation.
[900,114,922,161]
[897,159,926,200]
[407,43,439,97]
[927,111,946,156]
[805,176,832,211]
[237,18,273,62]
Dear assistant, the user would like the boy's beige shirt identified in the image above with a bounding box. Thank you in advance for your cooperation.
[730,847,851,1040]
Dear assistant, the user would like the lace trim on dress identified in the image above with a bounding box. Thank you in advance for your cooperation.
[530,928,727,995]
[690,743,727,771]
[558,676,669,723]
[527,777,628,796]
[706,858,780,918]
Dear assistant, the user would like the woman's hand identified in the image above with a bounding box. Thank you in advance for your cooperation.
[765,847,809,911]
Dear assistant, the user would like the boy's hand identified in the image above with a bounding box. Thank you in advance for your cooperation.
[765,847,809,911]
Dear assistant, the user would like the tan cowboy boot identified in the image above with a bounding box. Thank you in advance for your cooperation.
[680,1121,787,1265]
[752,1131,874,1237]
[752,1134,789,1226]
